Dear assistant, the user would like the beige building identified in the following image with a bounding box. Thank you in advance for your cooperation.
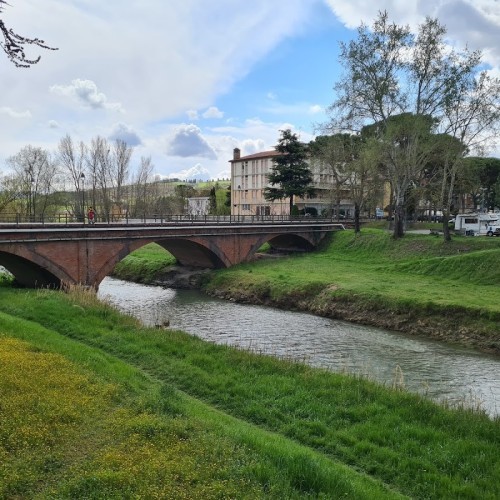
[229,148,354,217]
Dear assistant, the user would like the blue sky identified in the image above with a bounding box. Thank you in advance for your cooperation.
[1,1,500,181]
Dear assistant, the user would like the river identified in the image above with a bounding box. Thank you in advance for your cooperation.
[98,277,500,418]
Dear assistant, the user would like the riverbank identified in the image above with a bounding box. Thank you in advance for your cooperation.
[0,286,498,498]
[113,230,500,355]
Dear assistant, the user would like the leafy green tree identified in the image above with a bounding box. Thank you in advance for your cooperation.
[174,184,195,199]
[327,11,500,239]
[362,113,436,237]
[459,157,500,212]
[264,129,315,217]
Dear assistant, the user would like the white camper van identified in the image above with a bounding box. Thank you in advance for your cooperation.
[454,213,500,236]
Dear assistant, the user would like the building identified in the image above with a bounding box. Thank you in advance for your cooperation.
[229,148,354,217]
[186,196,210,216]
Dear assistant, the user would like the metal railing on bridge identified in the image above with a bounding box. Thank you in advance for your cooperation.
[0,213,348,227]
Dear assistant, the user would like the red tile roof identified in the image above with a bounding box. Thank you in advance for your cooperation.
[230,150,280,162]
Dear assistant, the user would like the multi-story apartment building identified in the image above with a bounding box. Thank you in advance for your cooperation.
[229,148,354,217]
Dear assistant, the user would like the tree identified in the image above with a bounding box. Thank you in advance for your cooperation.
[112,139,132,218]
[327,11,500,239]
[224,185,231,209]
[309,134,353,221]
[0,1,57,67]
[6,145,58,220]
[86,136,112,221]
[131,156,155,216]
[57,135,87,220]
[363,113,437,237]
[208,187,217,215]
[264,129,315,217]
[349,134,384,233]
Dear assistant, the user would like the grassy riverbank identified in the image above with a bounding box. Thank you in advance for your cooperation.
[0,286,499,498]
[113,229,500,354]
[203,229,500,354]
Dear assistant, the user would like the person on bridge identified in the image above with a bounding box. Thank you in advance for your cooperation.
[87,207,95,224]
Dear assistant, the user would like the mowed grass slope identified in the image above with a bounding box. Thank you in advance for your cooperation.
[0,286,499,498]
[205,229,500,313]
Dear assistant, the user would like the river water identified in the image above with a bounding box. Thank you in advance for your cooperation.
[98,277,500,418]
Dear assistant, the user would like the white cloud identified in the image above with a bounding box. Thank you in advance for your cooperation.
[324,0,500,68]
[202,106,224,119]
[186,109,199,120]
[50,79,124,112]
[240,138,268,156]
[0,107,32,119]
[2,1,498,179]
[309,104,323,114]
[109,122,142,146]
[167,124,217,160]
[166,163,211,181]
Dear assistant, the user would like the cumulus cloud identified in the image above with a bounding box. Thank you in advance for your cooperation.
[0,107,31,119]
[50,79,123,112]
[324,0,500,67]
[240,138,268,155]
[202,106,224,119]
[167,124,217,160]
[109,122,142,146]
[48,120,60,129]
[186,109,199,120]
[166,163,211,181]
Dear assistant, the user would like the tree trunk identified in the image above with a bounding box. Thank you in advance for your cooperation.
[393,203,406,239]
[442,210,452,242]
[354,203,361,233]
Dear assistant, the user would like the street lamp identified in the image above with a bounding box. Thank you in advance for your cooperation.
[80,173,85,223]
[29,176,35,222]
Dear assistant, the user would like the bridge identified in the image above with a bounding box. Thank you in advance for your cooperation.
[0,218,344,289]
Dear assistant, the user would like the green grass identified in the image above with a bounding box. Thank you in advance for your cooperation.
[112,242,176,283]
[0,287,499,498]
[204,229,500,320]
[0,288,402,499]
[113,229,500,352]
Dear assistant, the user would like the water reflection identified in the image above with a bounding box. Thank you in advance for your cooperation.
[99,277,500,417]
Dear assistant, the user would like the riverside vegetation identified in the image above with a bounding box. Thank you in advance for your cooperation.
[0,229,499,498]
[115,228,500,355]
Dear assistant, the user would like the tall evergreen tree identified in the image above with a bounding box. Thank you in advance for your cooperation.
[264,129,315,217]
[208,187,217,215]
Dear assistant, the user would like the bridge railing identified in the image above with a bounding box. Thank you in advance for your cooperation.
[0,212,349,226]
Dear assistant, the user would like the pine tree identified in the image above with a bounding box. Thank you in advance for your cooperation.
[264,129,315,217]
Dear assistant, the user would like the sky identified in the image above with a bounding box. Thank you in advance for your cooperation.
[1,0,500,181]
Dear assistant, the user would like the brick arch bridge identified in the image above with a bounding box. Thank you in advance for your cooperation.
[0,221,343,289]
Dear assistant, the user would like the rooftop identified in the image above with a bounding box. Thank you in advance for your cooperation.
[230,150,280,162]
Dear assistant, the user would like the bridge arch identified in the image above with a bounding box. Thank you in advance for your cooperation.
[90,237,230,287]
[0,250,70,288]
[266,233,315,252]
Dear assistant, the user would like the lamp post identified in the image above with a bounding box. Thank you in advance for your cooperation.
[80,173,85,223]
[29,176,35,222]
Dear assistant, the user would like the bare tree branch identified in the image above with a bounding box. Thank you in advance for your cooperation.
[0,1,58,67]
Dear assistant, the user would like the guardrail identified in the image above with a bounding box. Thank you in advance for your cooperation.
[0,213,349,226]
